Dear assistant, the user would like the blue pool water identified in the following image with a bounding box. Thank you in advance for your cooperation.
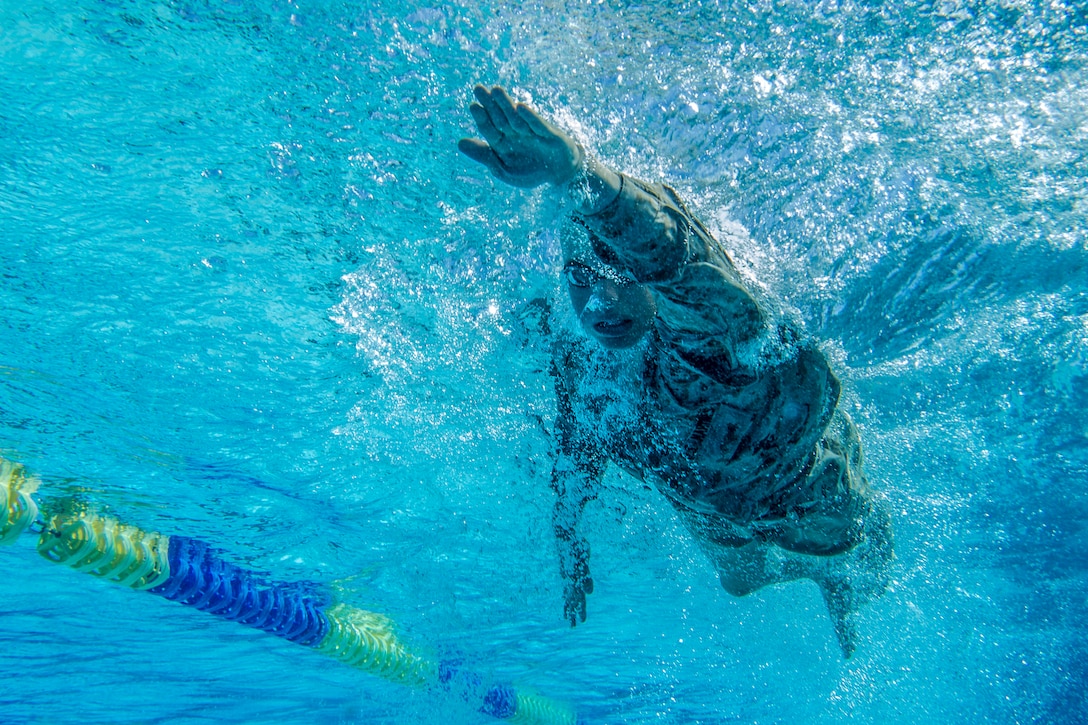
[1,1,1085,722]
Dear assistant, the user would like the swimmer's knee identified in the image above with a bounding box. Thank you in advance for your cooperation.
[704,541,776,597]
[774,518,857,557]
[777,489,895,558]
[718,571,762,597]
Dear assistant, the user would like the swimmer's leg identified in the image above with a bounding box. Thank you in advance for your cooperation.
[705,539,862,656]
[812,495,895,659]
[710,540,869,659]
[678,507,827,596]
[672,505,827,597]
[709,541,862,657]
[779,411,896,658]
[815,570,859,659]
[701,496,894,659]
[708,540,821,597]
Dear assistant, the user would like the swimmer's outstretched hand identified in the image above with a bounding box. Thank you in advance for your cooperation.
[458,85,585,189]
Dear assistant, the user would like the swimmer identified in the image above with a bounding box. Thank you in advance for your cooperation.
[458,85,894,658]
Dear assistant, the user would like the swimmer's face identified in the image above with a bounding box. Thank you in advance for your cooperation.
[564,259,656,349]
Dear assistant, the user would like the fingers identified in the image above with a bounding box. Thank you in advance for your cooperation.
[515,103,554,138]
[458,138,513,184]
[472,84,535,139]
[472,85,513,139]
[457,137,496,167]
[468,100,504,146]
[490,86,533,133]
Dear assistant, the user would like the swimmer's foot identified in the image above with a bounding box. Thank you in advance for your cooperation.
[818,575,858,659]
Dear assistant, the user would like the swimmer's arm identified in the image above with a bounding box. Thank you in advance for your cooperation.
[550,340,604,627]
[552,452,601,627]
[457,85,762,333]
[458,84,764,365]
[582,174,768,370]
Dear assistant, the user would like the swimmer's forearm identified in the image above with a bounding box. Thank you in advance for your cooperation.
[573,171,690,283]
[550,447,600,588]
[574,171,767,341]
[564,156,623,216]
[553,502,594,626]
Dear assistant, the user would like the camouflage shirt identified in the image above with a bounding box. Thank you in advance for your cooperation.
[553,174,842,527]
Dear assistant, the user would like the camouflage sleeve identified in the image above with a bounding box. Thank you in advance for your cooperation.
[575,173,767,379]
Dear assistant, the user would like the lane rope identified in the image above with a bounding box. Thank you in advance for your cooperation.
[1,456,580,724]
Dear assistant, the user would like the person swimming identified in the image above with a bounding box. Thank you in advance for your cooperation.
[458,84,894,658]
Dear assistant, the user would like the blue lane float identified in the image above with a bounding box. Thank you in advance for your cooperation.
[1,457,580,725]
[150,536,332,646]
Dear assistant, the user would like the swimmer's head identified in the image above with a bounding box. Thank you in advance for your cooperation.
[561,222,656,349]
